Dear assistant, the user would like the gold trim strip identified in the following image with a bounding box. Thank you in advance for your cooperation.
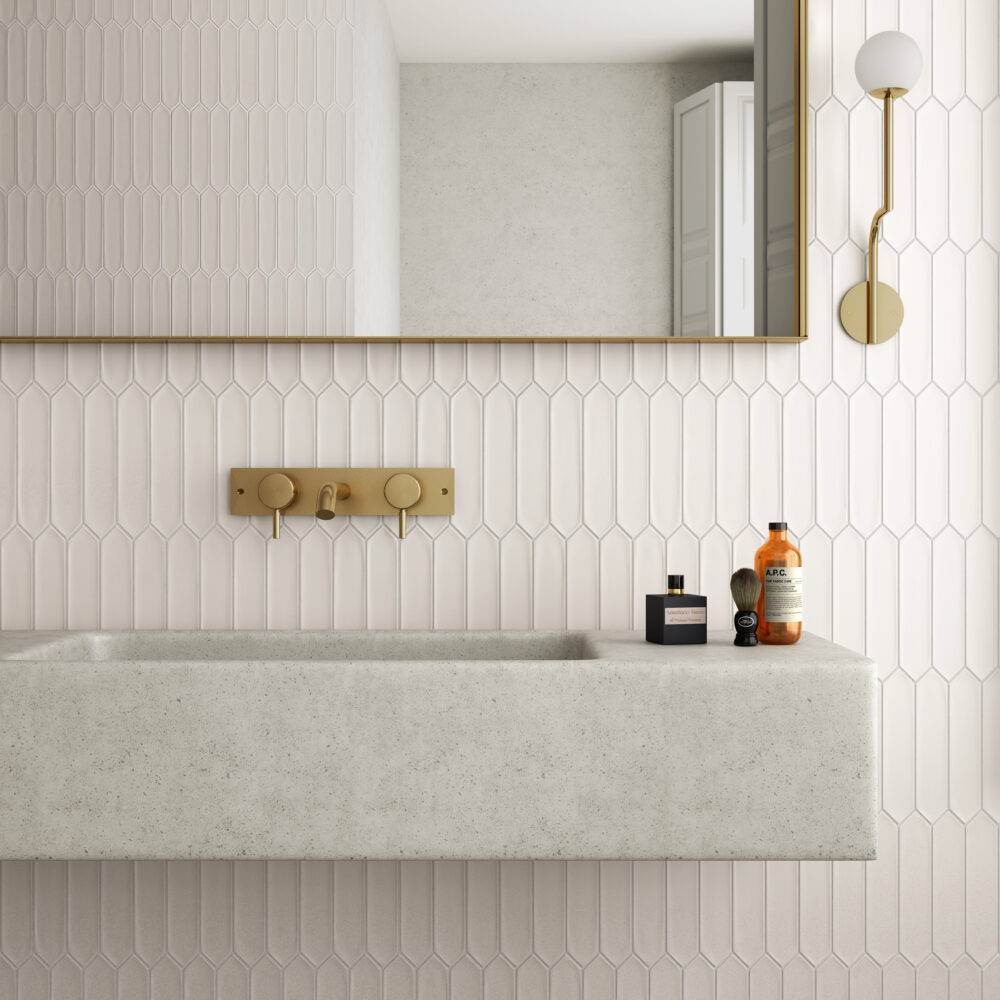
[796,0,809,341]
[0,335,805,345]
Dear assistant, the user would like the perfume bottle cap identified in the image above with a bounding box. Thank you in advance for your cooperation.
[768,521,788,531]
[666,574,684,590]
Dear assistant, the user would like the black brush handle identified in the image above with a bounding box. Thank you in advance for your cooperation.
[734,610,758,646]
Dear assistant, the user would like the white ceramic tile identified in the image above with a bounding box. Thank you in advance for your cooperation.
[798,863,831,967]
[915,670,950,822]
[931,812,966,964]
[715,385,749,535]
[548,386,582,538]
[732,861,765,964]
[931,528,965,679]
[815,101,850,251]
[615,385,649,536]
[665,861,698,966]
[517,386,550,537]
[814,386,848,535]
[748,957,781,1000]
[531,862,565,966]
[632,527,664,629]
[865,814,899,964]
[965,527,999,679]
[466,861,499,967]
[964,813,999,965]
[965,242,999,393]
[931,242,967,393]
[648,384,683,538]
[565,528,599,630]
[898,813,933,965]
[949,101,983,253]
[948,957,983,1000]
[598,529,631,629]
[744,385,781,534]
[914,101,950,252]
[399,862,434,967]
[880,387,915,537]
[985,671,1000,823]
[682,385,717,537]
[948,669,983,821]
[565,862,600,966]
[814,957,848,1000]
[499,528,530,628]
[915,957,949,1000]
[582,385,615,537]
[914,385,949,536]
[985,101,1000,252]
[599,861,631,966]
[882,669,915,821]
[484,956,516,1000]
[699,861,732,964]
[830,528,864,652]
[631,861,665,967]
[932,0,965,110]
[498,862,532,966]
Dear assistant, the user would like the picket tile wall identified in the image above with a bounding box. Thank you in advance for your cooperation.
[1,0,999,996]
[0,2,354,337]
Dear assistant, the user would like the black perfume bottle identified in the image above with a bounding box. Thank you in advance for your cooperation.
[645,575,708,645]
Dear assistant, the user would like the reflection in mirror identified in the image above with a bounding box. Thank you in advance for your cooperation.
[0,1,800,342]
[387,0,801,340]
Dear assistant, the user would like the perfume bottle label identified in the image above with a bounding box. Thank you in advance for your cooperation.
[763,566,804,622]
[665,607,707,625]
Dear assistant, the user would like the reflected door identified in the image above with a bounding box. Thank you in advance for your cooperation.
[674,82,755,338]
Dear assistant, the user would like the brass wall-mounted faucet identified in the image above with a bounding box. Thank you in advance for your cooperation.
[231,468,454,540]
[316,482,351,520]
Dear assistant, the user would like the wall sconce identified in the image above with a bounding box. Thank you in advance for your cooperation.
[840,31,923,345]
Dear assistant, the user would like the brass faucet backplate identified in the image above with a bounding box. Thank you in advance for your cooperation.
[230,468,454,523]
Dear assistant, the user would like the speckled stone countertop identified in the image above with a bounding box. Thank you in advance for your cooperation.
[0,630,876,861]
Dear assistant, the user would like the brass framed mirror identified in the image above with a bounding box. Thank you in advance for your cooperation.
[0,1,807,343]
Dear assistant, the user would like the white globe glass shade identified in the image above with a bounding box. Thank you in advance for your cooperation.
[855,31,923,93]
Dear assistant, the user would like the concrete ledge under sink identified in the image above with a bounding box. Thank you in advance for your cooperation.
[0,630,877,861]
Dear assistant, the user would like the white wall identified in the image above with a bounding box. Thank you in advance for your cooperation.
[0,0,998,996]
[355,0,401,338]
[401,62,751,340]
[0,6,354,337]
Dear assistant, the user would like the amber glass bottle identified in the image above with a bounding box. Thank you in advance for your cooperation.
[754,522,803,645]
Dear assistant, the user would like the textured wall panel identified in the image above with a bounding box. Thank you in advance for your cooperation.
[0,5,353,338]
[1,0,999,996]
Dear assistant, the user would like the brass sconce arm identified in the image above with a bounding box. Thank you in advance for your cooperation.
[841,29,922,346]
[840,88,906,345]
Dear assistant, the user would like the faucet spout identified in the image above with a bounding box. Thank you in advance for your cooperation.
[316,482,351,520]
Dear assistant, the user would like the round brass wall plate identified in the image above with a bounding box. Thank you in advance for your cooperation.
[840,280,904,345]
[258,472,296,511]
[384,473,422,511]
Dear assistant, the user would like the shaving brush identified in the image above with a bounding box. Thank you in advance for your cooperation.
[730,568,762,646]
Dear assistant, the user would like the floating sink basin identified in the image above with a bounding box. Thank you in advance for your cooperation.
[3,629,591,662]
[0,630,877,861]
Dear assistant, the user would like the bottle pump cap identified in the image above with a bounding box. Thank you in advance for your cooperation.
[666,574,684,591]
[768,521,788,531]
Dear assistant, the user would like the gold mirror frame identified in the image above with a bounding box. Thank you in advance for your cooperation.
[1,3,807,346]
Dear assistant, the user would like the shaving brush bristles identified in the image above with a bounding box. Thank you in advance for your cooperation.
[730,568,762,612]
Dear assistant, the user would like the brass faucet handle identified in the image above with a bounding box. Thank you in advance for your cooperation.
[257,472,296,539]
[316,482,351,520]
[383,473,422,539]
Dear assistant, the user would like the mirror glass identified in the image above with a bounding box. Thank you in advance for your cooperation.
[391,0,803,340]
[0,1,801,342]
